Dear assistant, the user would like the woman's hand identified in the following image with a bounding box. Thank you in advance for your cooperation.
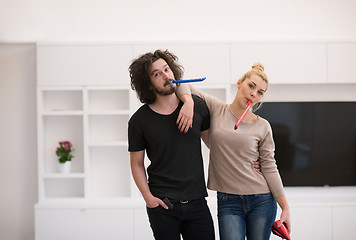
[279,207,291,234]
[276,196,292,234]
[252,160,261,171]
[177,95,194,133]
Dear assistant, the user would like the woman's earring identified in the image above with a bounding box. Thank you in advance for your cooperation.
[253,101,262,112]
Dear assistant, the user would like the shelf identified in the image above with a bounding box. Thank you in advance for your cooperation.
[44,178,85,198]
[89,146,131,198]
[35,197,145,208]
[42,115,84,173]
[43,173,85,179]
[42,110,84,116]
[88,89,129,112]
[88,115,129,143]
[88,110,130,115]
[88,141,128,147]
[42,89,83,112]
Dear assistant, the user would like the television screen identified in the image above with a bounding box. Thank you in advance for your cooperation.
[255,102,356,186]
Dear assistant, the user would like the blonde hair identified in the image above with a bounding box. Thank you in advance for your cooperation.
[238,62,269,112]
[238,62,269,89]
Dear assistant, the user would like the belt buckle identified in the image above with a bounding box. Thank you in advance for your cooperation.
[180,200,189,204]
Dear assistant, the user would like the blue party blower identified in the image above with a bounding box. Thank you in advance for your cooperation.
[169,77,206,84]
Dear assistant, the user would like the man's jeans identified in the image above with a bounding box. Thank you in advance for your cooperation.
[147,198,215,240]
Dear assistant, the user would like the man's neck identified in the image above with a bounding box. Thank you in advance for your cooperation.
[148,93,180,115]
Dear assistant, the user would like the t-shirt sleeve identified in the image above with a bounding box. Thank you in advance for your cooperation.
[193,95,210,132]
[128,116,146,152]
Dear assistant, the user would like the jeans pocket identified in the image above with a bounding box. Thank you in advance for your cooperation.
[146,205,161,210]
[255,192,273,198]
[217,192,228,202]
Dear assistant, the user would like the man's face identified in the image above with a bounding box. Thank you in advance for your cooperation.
[149,58,176,96]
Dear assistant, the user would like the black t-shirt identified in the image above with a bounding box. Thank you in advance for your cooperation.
[128,95,210,200]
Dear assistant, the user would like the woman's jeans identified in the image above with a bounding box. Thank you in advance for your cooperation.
[217,192,277,240]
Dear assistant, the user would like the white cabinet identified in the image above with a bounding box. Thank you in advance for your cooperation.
[289,206,333,240]
[328,43,356,83]
[198,84,230,102]
[133,208,154,240]
[133,43,230,84]
[37,44,133,86]
[270,204,338,240]
[35,208,135,240]
[230,43,327,84]
[333,206,356,240]
[37,86,134,201]
[35,43,356,240]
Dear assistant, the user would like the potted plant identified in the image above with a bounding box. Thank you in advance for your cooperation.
[56,141,74,173]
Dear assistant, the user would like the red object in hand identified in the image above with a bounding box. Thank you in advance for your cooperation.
[234,100,252,130]
[272,220,291,240]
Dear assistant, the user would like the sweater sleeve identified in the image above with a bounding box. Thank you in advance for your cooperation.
[259,123,286,198]
[175,83,191,97]
[176,84,225,114]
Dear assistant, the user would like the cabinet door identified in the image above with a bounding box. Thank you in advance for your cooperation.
[231,43,327,84]
[281,206,332,240]
[35,208,134,240]
[333,206,356,240]
[37,45,133,86]
[133,44,230,84]
[328,43,356,83]
[134,208,154,240]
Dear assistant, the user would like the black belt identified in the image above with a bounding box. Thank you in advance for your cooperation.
[162,197,197,209]
[170,199,189,204]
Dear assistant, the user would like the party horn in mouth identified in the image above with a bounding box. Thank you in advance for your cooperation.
[234,100,252,130]
[166,77,206,86]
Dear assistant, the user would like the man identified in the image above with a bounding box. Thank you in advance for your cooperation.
[128,49,215,240]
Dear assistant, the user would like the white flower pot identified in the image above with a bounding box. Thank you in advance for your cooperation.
[58,161,72,174]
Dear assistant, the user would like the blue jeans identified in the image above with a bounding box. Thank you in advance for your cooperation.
[217,192,277,240]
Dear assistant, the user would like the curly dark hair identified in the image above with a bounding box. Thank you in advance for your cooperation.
[129,49,184,104]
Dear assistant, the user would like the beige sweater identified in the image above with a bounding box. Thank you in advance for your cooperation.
[177,84,285,198]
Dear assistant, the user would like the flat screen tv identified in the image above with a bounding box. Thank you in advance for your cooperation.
[255,102,356,186]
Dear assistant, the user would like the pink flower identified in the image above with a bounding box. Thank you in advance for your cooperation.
[56,140,74,163]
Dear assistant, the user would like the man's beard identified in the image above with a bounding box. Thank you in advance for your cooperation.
[153,84,176,96]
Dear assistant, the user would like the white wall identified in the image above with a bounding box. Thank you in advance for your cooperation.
[0,0,356,42]
[0,44,37,240]
[0,1,356,240]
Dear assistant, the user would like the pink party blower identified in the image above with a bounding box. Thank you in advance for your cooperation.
[272,220,291,240]
[234,100,252,130]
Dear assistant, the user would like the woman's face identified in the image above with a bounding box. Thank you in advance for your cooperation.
[237,73,268,107]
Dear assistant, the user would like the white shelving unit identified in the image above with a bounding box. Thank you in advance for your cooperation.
[37,86,133,202]
[86,86,132,199]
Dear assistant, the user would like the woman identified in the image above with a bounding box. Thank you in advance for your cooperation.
[177,63,291,240]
